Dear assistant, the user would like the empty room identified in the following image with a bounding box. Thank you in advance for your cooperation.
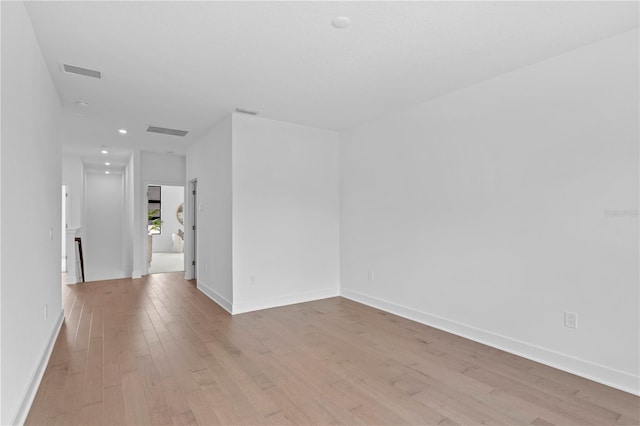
[1,1,638,425]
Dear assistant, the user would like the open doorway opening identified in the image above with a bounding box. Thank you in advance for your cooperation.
[147,184,185,274]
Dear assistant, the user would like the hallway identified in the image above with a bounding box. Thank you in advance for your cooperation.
[26,275,639,425]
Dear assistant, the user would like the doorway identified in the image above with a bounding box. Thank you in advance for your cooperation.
[147,184,185,274]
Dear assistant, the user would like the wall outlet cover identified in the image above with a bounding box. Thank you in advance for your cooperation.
[564,311,578,329]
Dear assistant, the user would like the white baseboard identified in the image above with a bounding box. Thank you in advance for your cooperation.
[340,288,639,396]
[65,274,78,285]
[197,281,233,314]
[232,287,339,315]
[84,271,128,282]
[12,310,65,425]
[132,269,142,279]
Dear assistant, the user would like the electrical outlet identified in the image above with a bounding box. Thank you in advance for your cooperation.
[49,228,54,240]
[45,304,48,320]
[368,271,374,281]
[564,311,577,329]
[250,275,256,285]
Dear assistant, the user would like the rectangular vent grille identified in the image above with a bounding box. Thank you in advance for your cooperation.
[147,126,189,137]
[235,107,260,115]
[62,63,102,79]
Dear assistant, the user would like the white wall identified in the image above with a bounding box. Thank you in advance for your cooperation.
[186,117,233,310]
[61,155,84,275]
[62,154,84,229]
[84,171,125,281]
[186,115,341,314]
[0,2,63,423]
[141,152,186,184]
[131,150,142,278]
[340,29,639,394]
[122,153,135,276]
[232,114,340,313]
[151,185,184,253]
[0,2,3,414]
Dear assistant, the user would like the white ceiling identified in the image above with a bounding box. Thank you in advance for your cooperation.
[24,1,639,165]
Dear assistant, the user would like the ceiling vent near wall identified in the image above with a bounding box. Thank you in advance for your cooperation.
[62,63,102,79]
[235,107,260,115]
[146,126,189,137]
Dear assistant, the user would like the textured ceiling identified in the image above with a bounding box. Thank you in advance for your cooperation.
[24,1,639,161]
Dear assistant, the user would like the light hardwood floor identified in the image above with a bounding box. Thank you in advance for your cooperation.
[26,273,639,425]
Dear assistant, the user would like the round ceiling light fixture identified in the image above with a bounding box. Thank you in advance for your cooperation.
[118,129,128,134]
[105,171,110,175]
[332,16,351,29]
[101,150,108,154]
[105,162,110,166]
[76,100,89,108]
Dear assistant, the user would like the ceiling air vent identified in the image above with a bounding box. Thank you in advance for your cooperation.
[147,126,189,137]
[235,107,260,115]
[62,63,102,79]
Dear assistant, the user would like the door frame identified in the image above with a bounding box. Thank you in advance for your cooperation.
[184,178,198,280]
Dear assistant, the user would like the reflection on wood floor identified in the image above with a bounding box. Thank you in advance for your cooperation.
[26,272,640,425]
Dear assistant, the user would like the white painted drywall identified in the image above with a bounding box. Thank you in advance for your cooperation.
[84,171,126,281]
[232,114,340,313]
[141,152,186,184]
[122,153,135,276]
[131,150,142,278]
[340,29,639,393]
[62,154,84,229]
[0,4,3,422]
[151,185,184,253]
[0,1,3,417]
[61,185,66,271]
[186,117,233,309]
[0,2,63,423]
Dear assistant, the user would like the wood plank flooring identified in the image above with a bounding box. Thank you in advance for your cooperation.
[26,272,639,425]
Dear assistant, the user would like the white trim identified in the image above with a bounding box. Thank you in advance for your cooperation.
[232,287,339,315]
[11,310,65,426]
[83,271,128,282]
[197,280,232,314]
[184,178,197,281]
[340,288,640,396]
[131,270,142,279]
[65,274,79,285]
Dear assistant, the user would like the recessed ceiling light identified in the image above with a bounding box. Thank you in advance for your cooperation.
[105,162,110,166]
[76,100,89,108]
[332,16,351,29]
[118,129,128,134]
[105,171,110,174]
[101,150,108,154]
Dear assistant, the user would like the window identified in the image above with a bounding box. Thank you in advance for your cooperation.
[148,185,161,235]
